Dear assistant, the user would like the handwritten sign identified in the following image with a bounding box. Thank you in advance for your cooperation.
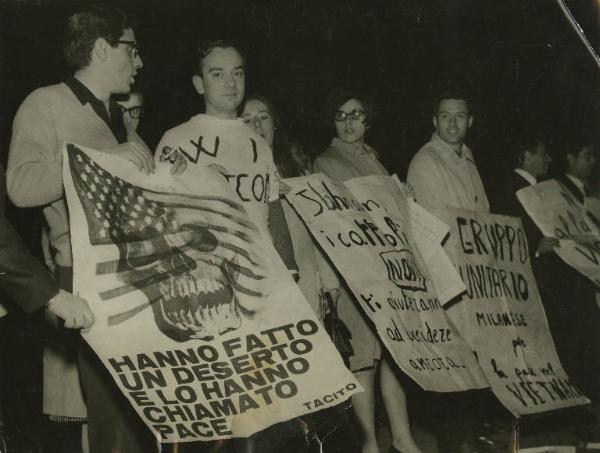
[64,143,360,443]
[156,115,278,233]
[441,208,588,416]
[517,179,600,288]
[286,174,488,392]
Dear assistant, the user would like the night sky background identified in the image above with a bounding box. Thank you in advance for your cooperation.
[0,0,599,205]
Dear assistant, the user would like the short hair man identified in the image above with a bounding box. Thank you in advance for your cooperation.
[156,37,297,450]
[540,137,600,420]
[560,139,597,204]
[191,39,246,119]
[407,89,495,452]
[407,88,489,212]
[157,39,274,227]
[9,4,153,273]
[493,129,557,255]
[157,39,295,271]
[7,4,157,452]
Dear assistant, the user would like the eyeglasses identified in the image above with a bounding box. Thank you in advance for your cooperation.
[117,40,139,59]
[120,106,144,119]
[334,109,366,122]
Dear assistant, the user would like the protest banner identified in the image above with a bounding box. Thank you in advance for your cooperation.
[286,174,488,392]
[517,179,600,288]
[63,143,360,443]
[440,208,588,416]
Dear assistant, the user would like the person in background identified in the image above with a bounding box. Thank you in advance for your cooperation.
[538,136,600,445]
[492,128,557,256]
[529,135,600,448]
[116,90,144,135]
[560,138,597,205]
[493,131,600,449]
[289,143,313,175]
[314,88,422,453]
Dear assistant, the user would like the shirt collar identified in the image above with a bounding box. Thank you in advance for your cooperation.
[514,168,537,186]
[66,76,102,106]
[65,76,127,144]
[566,174,586,195]
[330,137,377,158]
[65,75,122,112]
[430,132,472,164]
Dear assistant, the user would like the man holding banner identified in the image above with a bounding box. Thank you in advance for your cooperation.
[519,135,600,443]
[150,40,358,452]
[407,88,499,452]
[547,137,599,400]
[156,39,297,282]
[5,4,177,452]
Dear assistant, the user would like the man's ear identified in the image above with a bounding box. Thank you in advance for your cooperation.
[92,37,109,63]
[192,75,205,95]
[432,116,438,129]
[522,149,533,166]
[566,153,575,169]
[467,115,474,128]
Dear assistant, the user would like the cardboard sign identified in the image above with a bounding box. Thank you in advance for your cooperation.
[441,208,588,416]
[64,143,360,443]
[286,174,488,392]
[517,179,600,288]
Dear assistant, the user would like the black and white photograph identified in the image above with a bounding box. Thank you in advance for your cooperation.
[1,1,600,452]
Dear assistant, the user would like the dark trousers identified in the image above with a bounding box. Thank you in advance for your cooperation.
[434,389,512,453]
[78,342,158,453]
[53,266,156,453]
[535,256,600,401]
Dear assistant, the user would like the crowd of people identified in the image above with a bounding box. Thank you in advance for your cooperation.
[0,3,599,453]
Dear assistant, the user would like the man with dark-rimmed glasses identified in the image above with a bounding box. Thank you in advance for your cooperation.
[116,90,144,135]
[7,4,170,453]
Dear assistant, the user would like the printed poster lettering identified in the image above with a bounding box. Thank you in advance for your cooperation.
[64,143,360,443]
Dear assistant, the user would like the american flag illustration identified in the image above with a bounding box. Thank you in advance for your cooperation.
[67,144,266,339]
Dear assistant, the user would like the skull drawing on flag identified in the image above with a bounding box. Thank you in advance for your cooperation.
[68,144,268,342]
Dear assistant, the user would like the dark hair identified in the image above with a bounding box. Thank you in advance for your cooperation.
[432,85,473,116]
[509,127,547,168]
[242,94,302,178]
[192,39,244,77]
[555,133,596,171]
[63,4,134,70]
[322,88,376,139]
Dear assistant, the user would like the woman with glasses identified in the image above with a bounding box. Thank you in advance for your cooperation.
[314,89,422,453]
